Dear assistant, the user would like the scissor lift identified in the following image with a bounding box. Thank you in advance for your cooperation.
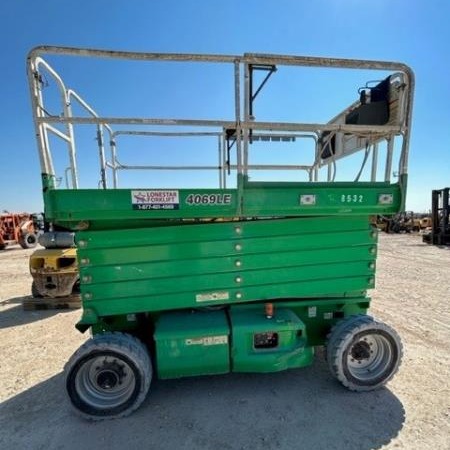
[27,47,414,420]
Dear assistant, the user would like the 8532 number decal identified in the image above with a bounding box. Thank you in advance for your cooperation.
[341,194,364,203]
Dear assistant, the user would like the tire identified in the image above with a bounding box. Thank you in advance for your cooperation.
[65,332,152,420]
[19,233,38,249]
[391,223,400,234]
[31,281,43,298]
[327,315,402,391]
[325,314,373,361]
[72,279,80,295]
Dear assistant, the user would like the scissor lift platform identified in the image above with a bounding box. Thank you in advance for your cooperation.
[28,47,414,419]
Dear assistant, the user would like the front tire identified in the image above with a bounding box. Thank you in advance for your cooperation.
[19,233,37,249]
[65,332,152,420]
[327,315,402,391]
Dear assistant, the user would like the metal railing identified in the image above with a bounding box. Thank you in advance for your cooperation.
[27,47,414,190]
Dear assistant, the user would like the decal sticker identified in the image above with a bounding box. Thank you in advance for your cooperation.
[340,194,364,203]
[300,194,316,205]
[131,190,179,210]
[185,336,228,346]
[308,306,317,318]
[196,291,230,302]
[186,193,232,205]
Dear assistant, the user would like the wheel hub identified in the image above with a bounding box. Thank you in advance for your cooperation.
[94,360,127,390]
[96,370,119,390]
[351,340,371,361]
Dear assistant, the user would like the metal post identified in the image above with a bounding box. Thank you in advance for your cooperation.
[222,133,227,189]
[243,63,250,175]
[64,99,79,189]
[218,135,223,188]
[64,167,72,188]
[384,138,394,182]
[371,143,378,182]
[97,126,107,189]
[28,59,55,176]
[234,61,242,174]
[111,140,119,188]
[313,140,320,182]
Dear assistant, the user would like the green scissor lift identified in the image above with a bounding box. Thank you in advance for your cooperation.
[27,47,414,420]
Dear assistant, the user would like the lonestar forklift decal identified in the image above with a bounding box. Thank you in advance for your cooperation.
[131,190,180,210]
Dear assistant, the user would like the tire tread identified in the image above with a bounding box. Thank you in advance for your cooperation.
[65,332,152,420]
[327,316,403,391]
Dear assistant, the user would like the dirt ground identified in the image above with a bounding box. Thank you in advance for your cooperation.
[0,234,449,450]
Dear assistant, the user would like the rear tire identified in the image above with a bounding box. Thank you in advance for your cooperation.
[65,332,152,420]
[327,315,402,391]
[19,233,38,249]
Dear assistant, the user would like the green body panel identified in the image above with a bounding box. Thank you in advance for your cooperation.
[153,307,314,379]
[230,307,313,372]
[43,180,400,230]
[235,297,370,347]
[44,187,238,230]
[154,310,230,379]
[77,216,376,319]
[242,181,401,216]
[44,178,385,379]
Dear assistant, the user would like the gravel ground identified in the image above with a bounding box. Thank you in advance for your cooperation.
[0,234,449,450]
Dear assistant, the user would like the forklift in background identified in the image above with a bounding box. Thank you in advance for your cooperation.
[423,188,450,245]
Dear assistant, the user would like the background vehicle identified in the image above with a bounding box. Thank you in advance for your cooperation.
[28,47,414,420]
[376,211,430,233]
[29,232,79,299]
[423,188,450,245]
[0,212,40,250]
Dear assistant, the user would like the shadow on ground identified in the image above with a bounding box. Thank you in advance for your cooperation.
[0,297,73,329]
[0,352,405,450]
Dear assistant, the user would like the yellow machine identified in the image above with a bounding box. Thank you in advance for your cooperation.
[30,247,79,298]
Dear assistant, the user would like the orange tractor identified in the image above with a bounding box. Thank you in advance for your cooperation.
[0,213,40,250]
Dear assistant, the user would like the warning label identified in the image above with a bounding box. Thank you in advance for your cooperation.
[196,292,230,302]
[131,190,179,210]
[185,336,228,346]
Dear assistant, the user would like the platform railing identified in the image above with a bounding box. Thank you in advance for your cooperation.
[27,47,414,191]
